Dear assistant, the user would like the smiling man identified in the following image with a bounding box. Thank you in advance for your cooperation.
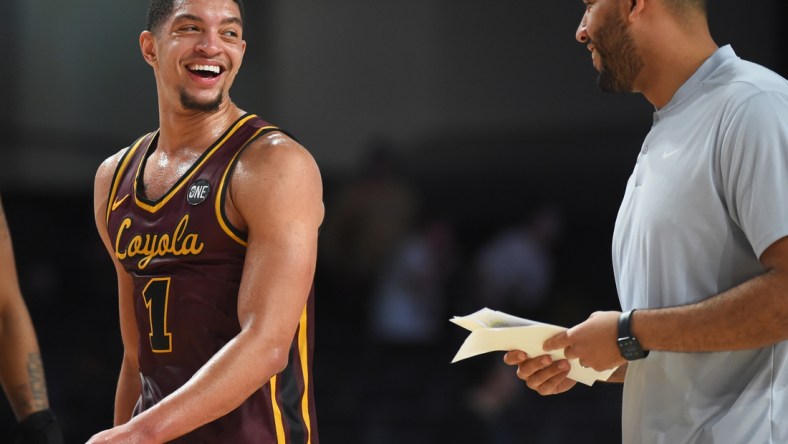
[504,0,788,443]
[88,1,323,442]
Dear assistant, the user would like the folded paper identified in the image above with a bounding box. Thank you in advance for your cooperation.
[450,308,616,386]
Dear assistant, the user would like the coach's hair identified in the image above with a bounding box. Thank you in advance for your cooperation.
[146,0,246,34]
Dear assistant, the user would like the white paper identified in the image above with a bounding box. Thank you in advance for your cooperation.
[450,308,616,386]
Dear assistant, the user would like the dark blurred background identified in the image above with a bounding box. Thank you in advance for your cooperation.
[0,1,785,443]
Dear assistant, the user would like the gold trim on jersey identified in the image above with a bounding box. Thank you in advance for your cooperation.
[298,306,313,444]
[134,114,260,214]
[266,306,314,443]
[270,375,287,442]
[105,135,151,224]
[215,125,278,247]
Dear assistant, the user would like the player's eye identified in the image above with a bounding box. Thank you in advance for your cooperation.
[178,24,199,33]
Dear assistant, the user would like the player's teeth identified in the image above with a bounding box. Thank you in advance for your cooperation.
[189,64,220,73]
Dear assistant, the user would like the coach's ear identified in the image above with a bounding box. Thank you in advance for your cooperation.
[140,30,158,67]
[628,0,647,23]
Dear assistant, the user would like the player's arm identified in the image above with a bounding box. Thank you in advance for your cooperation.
[89,133,323,443]
[110,268,140,426]
[0,195,50,420]
[92,153,142,426]
[0,196,64,443]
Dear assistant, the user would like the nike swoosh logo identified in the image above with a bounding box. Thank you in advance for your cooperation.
[111,194,130,211]
[662,149,681,159]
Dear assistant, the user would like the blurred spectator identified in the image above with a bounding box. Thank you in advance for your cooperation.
[369,218,456,344]
[474,205,563,315]
[363,217,458,443]
[462,204,564,443]
[319,138,419,319]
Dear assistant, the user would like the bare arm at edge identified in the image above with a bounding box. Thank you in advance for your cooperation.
[0,196,51,421]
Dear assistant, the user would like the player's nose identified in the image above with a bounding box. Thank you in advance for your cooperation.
[196,32,221,56]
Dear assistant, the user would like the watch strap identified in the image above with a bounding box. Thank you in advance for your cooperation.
[618,309,635,339]
[617,309,649,359]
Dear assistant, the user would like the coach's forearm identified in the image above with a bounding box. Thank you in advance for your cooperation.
[634,269,788,353]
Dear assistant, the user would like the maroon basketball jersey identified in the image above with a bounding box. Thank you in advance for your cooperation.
[105,114,318,443]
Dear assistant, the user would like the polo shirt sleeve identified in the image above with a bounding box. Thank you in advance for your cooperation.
[719,90,788,259]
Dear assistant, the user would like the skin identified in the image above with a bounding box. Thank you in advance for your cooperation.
[0,196,51,421]
[87,0,324,442]
[504,0,788,395]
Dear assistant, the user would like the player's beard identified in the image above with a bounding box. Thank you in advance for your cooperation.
[592,12,643,93]
[179,88,223,112]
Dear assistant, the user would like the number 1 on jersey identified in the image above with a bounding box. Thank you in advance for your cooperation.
[143,277,173,353]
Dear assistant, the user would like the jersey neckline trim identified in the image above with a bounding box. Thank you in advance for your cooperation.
[134,113,258,214]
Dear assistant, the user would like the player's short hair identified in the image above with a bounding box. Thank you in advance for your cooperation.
[146,0,246,34]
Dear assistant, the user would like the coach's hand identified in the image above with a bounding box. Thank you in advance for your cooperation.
[503,351,577,395]
[546,311,625,372]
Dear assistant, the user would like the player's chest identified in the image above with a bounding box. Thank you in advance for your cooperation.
[141,151,204,201]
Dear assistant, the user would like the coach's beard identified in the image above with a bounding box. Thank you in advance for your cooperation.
[180,89,223,112]
[592,14,643,94]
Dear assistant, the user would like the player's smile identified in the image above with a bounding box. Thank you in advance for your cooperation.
[185,62,226,86]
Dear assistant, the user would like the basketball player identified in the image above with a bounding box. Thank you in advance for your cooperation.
[0,196,63,444]
[87,0,323,442]
[504,0,788,442]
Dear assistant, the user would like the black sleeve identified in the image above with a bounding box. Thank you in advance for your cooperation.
[13,409,64,444]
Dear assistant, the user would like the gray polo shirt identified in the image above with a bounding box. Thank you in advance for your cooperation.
[612,46,788,443]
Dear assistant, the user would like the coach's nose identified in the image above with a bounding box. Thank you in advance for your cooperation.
[576,12,589,43]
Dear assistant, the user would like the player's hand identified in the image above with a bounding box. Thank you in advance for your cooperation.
[503,350,577,395]
[545,311,626,371]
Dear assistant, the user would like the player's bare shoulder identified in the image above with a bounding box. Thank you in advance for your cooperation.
[95,147,131,191]
[93,147,132,228]
[229,130,324,230]
[235,131,320,181]
[232,130,322,196]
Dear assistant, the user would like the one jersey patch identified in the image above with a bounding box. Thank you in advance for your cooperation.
[187,179,211,206]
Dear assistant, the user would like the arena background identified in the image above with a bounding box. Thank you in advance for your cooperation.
[0,1,785,442]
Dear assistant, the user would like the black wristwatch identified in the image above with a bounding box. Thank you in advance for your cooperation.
[617,309,649,361]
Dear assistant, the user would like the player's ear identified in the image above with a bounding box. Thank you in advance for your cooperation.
[140,30,158,67]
